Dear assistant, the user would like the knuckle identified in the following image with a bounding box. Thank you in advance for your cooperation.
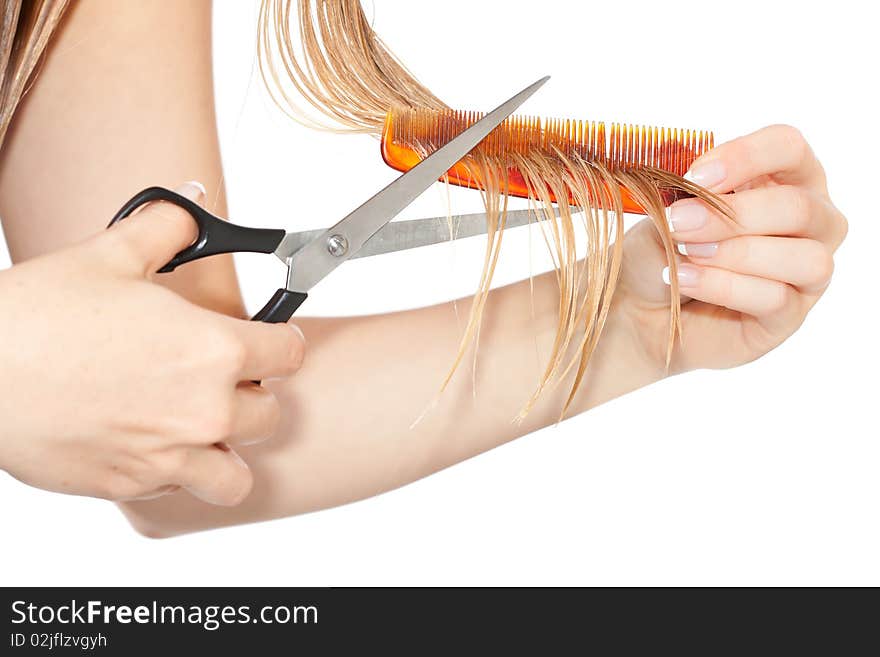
[726,139,752,172]
[226,341,249,373]
[93,478,117,500]
[98,474,142,501]
[152,450,188,480]
[715,271,736,308]
[104,230,144,271]
[772,123,804,143]
[784,186,812,233]
[725,236,752,265]
[195,392,237,442]
[766,283,791,314]
[835,209,849,245]
[811,247,835,286]
[207,329,247,373]
[773,124,810,166]
[739,236,755,262]
[203,408,236,442]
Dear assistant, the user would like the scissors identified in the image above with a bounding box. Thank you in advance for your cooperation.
[108,76,549,323]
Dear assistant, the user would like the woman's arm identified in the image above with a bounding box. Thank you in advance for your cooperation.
[0,0,243,316]
[0,0,662,535]
[1,1,843,537]
[124,276,662,535]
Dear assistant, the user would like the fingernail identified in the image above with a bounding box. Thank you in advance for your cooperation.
[683,159,726,189]
[289,323,306,370]
[176,180,206,203]
[667,200,709,233]
[289,323,306,345]
[661,263,701,288]
[677,242,718,258]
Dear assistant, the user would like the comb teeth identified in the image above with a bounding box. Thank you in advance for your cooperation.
[389,107,713,176]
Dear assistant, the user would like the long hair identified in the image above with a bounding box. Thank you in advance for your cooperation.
[258,0,732,418]
[0,0,68,150]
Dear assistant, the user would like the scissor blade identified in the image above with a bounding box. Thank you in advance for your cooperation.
[354,208,553,258]
[357,206,565,258]
[277,76,550,292]
[276,208,561,260]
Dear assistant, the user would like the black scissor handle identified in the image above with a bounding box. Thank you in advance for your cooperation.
[108,186,286,274]
[252,289,309,323]
[109,187,304,324]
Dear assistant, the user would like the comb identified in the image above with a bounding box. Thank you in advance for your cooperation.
[381,107,715,214]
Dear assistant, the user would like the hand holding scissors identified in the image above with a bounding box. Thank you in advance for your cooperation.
[0,78,548,506]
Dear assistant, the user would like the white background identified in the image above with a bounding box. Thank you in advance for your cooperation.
[1,0,878,585]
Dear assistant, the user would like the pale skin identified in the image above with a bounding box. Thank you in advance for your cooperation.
[0,1,847,536]
[0,181,305,505]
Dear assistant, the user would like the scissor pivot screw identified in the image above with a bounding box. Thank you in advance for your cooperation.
[327,234,349,257]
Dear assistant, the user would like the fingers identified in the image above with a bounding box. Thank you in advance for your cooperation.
[108,181,204,276]
[669,186,835,243]
[193,319,304,446]
[664,124,845,334]
[677,236,834,294]
[226,384,282,446]
[175,444,253,506]
[224,318,307,381]
[664,263,799,320]
[684,124,827,194]
[669,181,847,260]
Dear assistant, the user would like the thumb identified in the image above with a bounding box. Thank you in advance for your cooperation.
[109,181,205,276]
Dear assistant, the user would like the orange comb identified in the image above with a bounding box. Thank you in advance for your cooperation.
[380,107,715,214]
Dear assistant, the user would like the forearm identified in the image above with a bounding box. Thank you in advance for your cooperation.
[121,270,666,535]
